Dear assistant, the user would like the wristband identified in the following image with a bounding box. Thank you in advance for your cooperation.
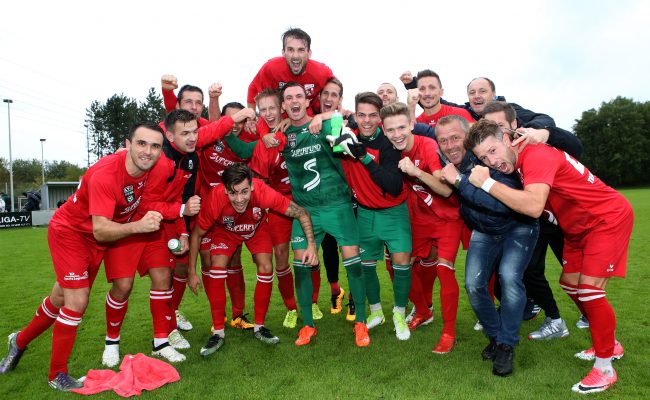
[179,204,186,218]
[481,177,496,193]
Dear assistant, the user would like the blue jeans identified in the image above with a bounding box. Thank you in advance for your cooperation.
[465,224,539,346]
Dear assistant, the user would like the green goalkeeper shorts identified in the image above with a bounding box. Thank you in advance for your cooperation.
[357,202,412,260]
[290,202,359,250]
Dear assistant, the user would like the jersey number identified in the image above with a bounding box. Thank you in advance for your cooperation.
[564,152,585,175]
[303,158,320,191]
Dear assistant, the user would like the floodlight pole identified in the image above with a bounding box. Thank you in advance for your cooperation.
[40,138,46,184]
[3,99,14,212]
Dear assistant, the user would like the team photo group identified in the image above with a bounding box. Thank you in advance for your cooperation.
[0,28,633,395]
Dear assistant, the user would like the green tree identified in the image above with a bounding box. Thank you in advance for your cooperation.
[47,160,86,182]
[573,96,650,187]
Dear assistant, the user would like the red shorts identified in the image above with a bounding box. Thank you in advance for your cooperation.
[562,210,634,278]
[104,229,173,280]
[163,221,188,264]
[267,209,292,246]
[411,216,463,263]
[208,221,273,258]
[48,222,105,289]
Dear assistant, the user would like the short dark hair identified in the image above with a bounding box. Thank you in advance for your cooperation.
[255,88,281,106]
[164,109,197,132]
[380,102,410,122]
[177,84,204,103]
[324,77,344,97]
[482,101,517,124]
[467,77,496,93]
[280,82,307,99]
[282,27,311,51]
[222,163,253,192]
[355,92,382,113]
[221,101,245,116]
[416,69,442,88]
[464,119,504,151]
[128,122,164,141]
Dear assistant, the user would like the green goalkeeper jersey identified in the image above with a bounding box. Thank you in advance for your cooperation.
[281,120,351,208]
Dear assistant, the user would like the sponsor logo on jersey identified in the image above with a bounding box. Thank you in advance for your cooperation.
[64,271,89,281]
[215,242,229,250]
[210,153,235,168]
[253,207,263,221]
[223,216,234,228]
[123,185,135,203]
[291,236,305,243]
[607,264,614,272]
[290,144,322,158]
[304,83,315,97]
[288,133,297,148]
[120,196,141,215]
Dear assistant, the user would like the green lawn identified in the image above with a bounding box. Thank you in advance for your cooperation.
[0,188,649,399]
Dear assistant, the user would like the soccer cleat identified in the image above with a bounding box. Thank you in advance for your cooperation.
[311,303,324,320]
[0,332,25,374]
[575,341,624,361]
[330,288,345,314]
[576,314,590,329]
[283,309,298,329]
[432,333,456,354]
[253,326,280,345]
[473,320,484,331]
[393,313,410,341]
[295,326,317,346]
[571,368,617,394]
[366,309,385,329]
[345,300,356,322]
[175,310,193,331]
[199,334,224,357]
[405,305,417,324]
[407,312,434,331]
[482,337,497,361]
[168,329,190,349]
[230,314,254,330]
[353,322,370,347]
[152,342,186,362]
[522,299,542,321]
[528,317,570,340]
[492,343,514,376]
[48,372,83,391]
[101,344,120,368]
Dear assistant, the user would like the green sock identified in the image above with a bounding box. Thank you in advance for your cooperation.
[344,255,366,322]
[392,264,412,308]
[362,261,381,305]
[293,261,314,327]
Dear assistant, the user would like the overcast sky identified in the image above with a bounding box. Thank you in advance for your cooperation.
[1,0,648,168]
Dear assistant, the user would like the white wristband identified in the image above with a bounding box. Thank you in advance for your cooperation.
[179,204,186,218]
[481,177,496,193]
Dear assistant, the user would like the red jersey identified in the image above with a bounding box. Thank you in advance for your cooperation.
[416,104,475,128]
[197,178,291,239]
[162,88,210,126]
[249,141,291,197]
[516,144,632,240]
[247,57,334,113]
[401,135,460,221]
[53,151,148,235]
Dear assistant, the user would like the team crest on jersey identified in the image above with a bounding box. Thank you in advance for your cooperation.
[304,84,315,97]
[253,207,262,221]
[214,141,224,153]
[414,159,421,167]
[123,185,135,203]
[223,216,234,228]
[288,133,297,148]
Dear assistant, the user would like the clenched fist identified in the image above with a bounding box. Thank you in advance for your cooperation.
[209,82,223,99]
[183,195,201,216]
[137,211,163,233]
[161,74,178,91]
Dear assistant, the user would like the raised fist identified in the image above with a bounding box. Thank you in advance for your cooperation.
[161,74,178,91]
[400,71,414,85]
[209,82,223,99]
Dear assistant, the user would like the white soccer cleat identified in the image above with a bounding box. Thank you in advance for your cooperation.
[168,329,190,349]
[101,344,120,368]
[175,310,193,331]
[152,344,186,363]
[393,313,410,341]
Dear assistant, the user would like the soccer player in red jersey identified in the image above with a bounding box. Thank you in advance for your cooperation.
[187,163,318,355]
[0,124,165,391]
[465,118,634,394]
[161,74,222,122]
[382,102,463,354]
[247,28,334,115]
[413,70,475,128]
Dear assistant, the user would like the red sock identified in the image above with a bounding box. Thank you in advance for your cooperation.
[16,297,59,350]
[49,307,82,380]
[226,266,245,317]
[578,284,616,358]
[560,280,587,315]
[385,253,394,282]
[204,267,227,330]
[276,267,297,310]
[419,259,438,307]
[254,273,274,326]
[105,292,128,340]
[149,289,173,339]
[437,264,459,336]
[488,272,496,302]
[329,281,341,296]
[171,274,187,311]
[409,261,430,316]
[311,264,321,303]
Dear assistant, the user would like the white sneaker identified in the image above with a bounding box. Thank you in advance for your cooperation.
[168,329,190,349]
[101,344,120,368]
[393,313,411,341]
[152,344,186,363]
[366,309,385,329]
[473,320,483,331]
[175,310,193,331]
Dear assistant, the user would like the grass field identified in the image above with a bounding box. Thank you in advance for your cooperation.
[0,188,649,399]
